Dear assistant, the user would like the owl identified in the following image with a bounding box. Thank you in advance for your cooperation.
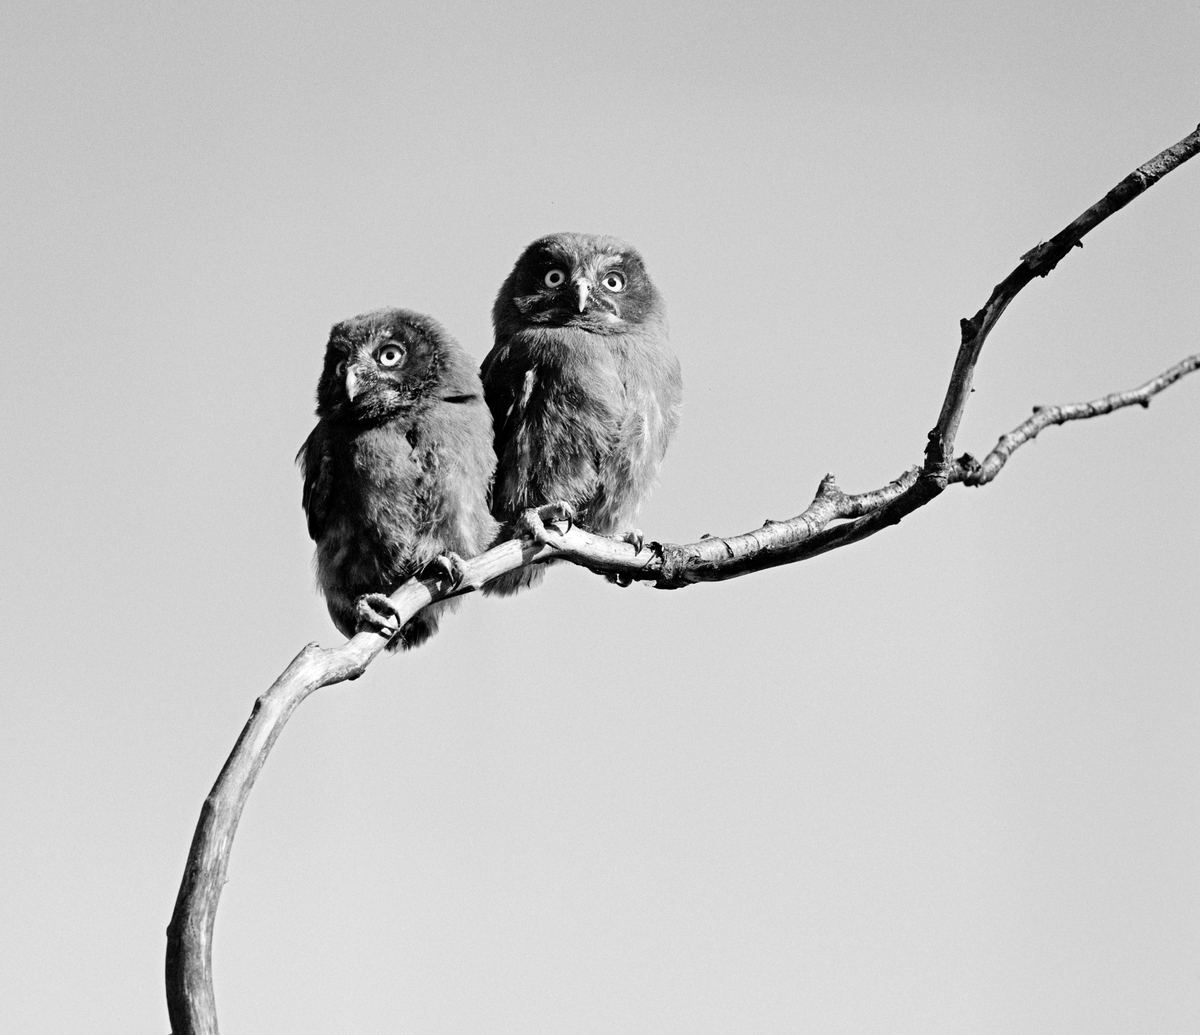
[298,308,498,649]
[481,232,682,595]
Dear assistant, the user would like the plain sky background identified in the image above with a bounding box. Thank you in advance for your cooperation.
[2,2,1198,1032]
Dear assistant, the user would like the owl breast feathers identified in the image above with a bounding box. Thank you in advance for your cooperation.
[481,232,682,595]
[298,308,497,649]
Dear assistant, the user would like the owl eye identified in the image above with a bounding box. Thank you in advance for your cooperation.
[543,268,566,288]
[601,271,626,292]
[376,342,405,367]
[335,360,347,377]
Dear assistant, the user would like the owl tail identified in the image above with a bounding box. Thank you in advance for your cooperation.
[481,560,550,597]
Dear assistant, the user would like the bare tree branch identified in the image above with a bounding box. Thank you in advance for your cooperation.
[925,122,1200,474]
[165,125,1200,1035]
[950,353,1200,487]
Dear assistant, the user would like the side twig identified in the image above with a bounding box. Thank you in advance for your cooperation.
[165,124,1200,1035]
[952,353,1200,487]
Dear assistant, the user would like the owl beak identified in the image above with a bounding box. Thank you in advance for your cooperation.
[574,280,590,312]
[344,365,361,402]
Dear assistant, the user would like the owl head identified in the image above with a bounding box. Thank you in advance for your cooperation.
[315,308,480,422]
[493,232,665,339]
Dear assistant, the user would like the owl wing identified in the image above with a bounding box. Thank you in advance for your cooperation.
[297,421,335,541]
[481,339,551,510]
[479,342,523,457]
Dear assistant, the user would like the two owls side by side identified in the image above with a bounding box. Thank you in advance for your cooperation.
[297,232,683,650]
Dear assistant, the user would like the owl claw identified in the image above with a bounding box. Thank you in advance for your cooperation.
[354,593,403,643]
[429,552,471,591]
[515,501,577,545]
[539,500,577,533]
[620,528,645,554]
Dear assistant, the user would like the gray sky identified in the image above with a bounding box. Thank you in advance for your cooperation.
[3,2,1198,1032]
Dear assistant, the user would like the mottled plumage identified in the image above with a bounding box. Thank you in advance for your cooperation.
[481,232,682,594]
[298,308,497,648]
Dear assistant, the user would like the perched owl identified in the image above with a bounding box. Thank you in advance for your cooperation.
[298,308,498,649]
[481,232,682,595]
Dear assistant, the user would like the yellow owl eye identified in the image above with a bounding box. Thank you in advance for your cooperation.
[543,268,566,288]
[602,271,626,292]
[377,343,405,367]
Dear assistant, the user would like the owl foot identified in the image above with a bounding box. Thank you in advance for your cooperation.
[515,500,577,545]
[354,593,404,643]
[427,552,473,592]
[620,528,645,554]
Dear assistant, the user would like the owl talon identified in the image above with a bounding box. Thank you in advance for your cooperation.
[620,528,645,554]
[354,593,403,642]
[515,500,577,545]
[428,552,472,591]
[538,500,577,533]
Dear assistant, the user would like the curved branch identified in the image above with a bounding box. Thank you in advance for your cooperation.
[165,125,1200,1035]
[164,541,546,1035]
